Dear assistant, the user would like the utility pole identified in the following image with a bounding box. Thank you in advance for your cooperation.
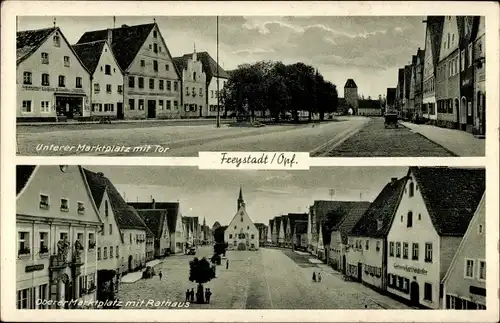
[216,16,220,128]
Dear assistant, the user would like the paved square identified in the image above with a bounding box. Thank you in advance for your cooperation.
[117,247,410,309]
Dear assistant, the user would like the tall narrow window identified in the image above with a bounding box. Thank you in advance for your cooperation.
[407,211,413,227]
[425,243,433,262]
[58,75,66,87]
[105,65,111,75]
[41,73,50,86]
[41,52,49,64]
[53,35,61,47]
[23,72,32,85]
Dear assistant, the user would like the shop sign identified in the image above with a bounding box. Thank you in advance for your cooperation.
[393,263,427,275]
[22,85,85,94]
[25,264,45,272]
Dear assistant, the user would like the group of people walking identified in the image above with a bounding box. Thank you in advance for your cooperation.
[312,271,322,282]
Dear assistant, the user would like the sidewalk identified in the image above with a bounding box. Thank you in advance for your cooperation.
[400,122,485,156]
[18,118,224,127]
[120,259,165,284]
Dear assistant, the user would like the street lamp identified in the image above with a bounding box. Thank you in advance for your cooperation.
[216,16,220,128]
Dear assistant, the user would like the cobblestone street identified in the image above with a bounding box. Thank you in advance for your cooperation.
[318,118,456,157]
[117,246,410,309]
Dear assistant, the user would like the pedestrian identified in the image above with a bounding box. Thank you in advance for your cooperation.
[185,289,190,302]
[226,259,229,269]
[159,271,163,280]
[205,288,212,304]
[312,272,316,282]
[318,272,322,282]
[190,288,195,302]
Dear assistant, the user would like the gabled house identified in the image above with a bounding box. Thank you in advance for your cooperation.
[16,166,102,309]
[128,200,184,254]
[402,65,412,120]
[84,170,148,275]
[254,223,268,247]
[17,27,91,122]
[72,40,124,119]
[174,51,230,117]
[278,215,286,247]
[82,169,124,301]
[173,49,207,118]
[442,193,486,309]
[329,202,371,273]
[136,208,170,259]
[408,55,417,119]
[285,213,308,248]
[436,16,460,129]
[386,167,485,309]
[422,16,444,123]
[77,23,182,119]
[309,200,344,256]
[224,188,259,251]
[347,177,407,291]
[272,216,281,246]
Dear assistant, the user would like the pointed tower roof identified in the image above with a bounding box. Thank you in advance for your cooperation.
[238,186,243,200]
[344,79,357,89]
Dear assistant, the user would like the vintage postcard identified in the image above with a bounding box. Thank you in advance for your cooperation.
[2,1,499,323]
[11,11,490,158]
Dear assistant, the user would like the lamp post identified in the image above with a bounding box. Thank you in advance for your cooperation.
[216,16,220,128]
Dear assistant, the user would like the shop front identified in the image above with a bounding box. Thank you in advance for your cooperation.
[55,94,86,120]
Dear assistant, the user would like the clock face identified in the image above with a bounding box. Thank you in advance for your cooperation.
[59,165,68,172]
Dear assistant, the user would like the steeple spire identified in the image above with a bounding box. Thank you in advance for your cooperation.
[237,186,245,210]
[193,43,197,61]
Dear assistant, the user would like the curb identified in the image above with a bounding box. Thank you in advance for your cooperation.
[398,122,459,157]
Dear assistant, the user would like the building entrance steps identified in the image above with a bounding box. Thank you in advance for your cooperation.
[400,122,485,156]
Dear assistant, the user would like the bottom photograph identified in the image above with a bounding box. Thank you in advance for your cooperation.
[15,165,486,310]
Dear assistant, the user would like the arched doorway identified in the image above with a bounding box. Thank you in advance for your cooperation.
[237,242,247,250]
[460,97,467,130]
[410,281,420,307]
[128,255,133,272]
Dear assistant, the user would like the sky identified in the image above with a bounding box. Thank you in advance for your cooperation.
[84,166,408,228]
[18,16,426,98]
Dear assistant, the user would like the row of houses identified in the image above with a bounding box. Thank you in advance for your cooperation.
[16,22,230,122]
[16,165,212,309]
[389,16,486,137]
[265,167,486,309]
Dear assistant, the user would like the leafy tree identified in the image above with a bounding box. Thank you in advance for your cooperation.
[213,226,227,244]
[189,257,215,304]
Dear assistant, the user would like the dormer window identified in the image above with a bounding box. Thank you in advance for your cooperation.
[60,198,69,212]
[409,182,414,197]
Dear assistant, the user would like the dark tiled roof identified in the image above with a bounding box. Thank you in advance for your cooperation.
[319,201,371,245]
[337,202,371,244]
[344,79,357,88]
[83,169,147,230]
[136,209,167,239]
[128,201,180,234]
[426,16,445,67]
[71,41,106,74]
[82,169,107,208]
[295,221,308,234]
[274,216,282,233]
[287,213,308,235]
[351,178,407,238]
[410,167,485,236]
[404,65,412,98]
[77,23,155,72]
[17,27,56,64]
[135,209,155,238]
[16,166,37,195]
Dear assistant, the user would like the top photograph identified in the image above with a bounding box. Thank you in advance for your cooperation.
[16,16,486,157]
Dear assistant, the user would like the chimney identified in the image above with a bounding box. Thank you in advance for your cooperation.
[391,177,398,185]
[152,198,156,209]
[107,29,113,45]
